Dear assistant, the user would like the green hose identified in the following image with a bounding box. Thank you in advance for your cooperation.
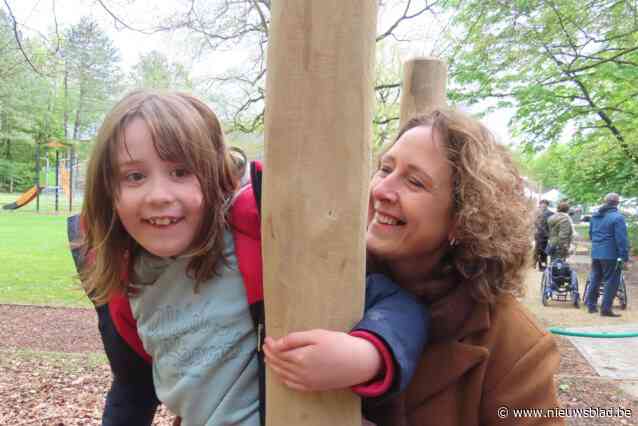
[549,327,638,338]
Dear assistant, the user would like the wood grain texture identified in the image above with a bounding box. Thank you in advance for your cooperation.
[399,57,448,127]
[262,1,377,425]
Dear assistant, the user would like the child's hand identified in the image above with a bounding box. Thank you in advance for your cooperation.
[263,329,382,392]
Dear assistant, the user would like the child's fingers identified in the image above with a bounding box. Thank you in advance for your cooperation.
[265,357,303,384]
[275,330,318,351]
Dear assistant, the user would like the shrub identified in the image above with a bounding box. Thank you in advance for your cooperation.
[0,159,34,192]
[627,220,638,257]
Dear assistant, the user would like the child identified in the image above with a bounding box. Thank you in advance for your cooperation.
[75,90,428,426]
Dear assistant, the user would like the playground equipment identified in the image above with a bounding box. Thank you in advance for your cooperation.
[2,185,42,210]
[28,139,84,213]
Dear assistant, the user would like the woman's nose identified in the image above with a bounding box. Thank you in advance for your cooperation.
[372,175,399,203]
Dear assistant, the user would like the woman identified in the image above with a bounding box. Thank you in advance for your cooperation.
[362,109,563,425]
[271,109,560,425]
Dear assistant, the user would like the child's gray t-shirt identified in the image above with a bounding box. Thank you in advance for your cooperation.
[129,230,260,426]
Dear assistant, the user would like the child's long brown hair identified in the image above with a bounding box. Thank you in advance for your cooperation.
[81,90,237,305]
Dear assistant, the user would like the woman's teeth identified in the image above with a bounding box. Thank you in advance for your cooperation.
[377,213,401,225]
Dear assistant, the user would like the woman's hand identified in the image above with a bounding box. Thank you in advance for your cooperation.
[263,329,382,392]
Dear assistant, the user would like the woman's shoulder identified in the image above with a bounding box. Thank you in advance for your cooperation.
[489,295,549,343]
[479,295,558,390]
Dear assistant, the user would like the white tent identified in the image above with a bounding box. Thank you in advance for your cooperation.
[542,189,563,203]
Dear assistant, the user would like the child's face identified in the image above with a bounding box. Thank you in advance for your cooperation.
[115,118,204,258]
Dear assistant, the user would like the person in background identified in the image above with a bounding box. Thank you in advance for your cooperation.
[534,199,554,270]
[547,201,573,260]
[586,192,630,317]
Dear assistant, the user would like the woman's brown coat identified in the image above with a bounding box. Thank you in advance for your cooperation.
[366,284,564,426]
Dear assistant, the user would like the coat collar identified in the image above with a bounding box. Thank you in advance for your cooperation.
[406,282,492,406]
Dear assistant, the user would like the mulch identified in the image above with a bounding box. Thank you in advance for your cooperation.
[1,304,637,425]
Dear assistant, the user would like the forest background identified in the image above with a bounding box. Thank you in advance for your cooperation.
[0,0,637,207]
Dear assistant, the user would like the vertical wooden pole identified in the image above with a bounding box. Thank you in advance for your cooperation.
[399,57,448,127]
[262,1,377,425]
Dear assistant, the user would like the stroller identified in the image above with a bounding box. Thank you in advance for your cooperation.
[583,270,630,310]
[540,257,580,308]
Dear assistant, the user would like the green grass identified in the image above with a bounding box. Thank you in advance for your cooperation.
[0,210,90,307]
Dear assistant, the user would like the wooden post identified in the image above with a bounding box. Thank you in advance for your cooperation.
[262,1,377,425]
[399,57,448,127]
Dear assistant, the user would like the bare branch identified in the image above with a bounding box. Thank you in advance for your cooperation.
[250,0,270,34]
[376,0,439,42]
[95,0,160,35]
[374,116,400,126]
[375,82,401,91]
[567,45,638,74]
[2,0,45,76]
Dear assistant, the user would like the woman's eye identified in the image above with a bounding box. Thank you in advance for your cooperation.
[125,172,144,182]
[378,165,392,176]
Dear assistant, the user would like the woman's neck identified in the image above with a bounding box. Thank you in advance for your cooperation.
[387,247,449,288]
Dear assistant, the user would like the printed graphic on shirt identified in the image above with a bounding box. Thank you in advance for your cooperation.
[130,231,260,426]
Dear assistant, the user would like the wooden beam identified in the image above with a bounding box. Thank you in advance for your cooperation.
[399,57,448,127]
[262,1,377,425]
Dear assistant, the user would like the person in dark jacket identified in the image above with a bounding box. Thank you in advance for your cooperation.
[534,199,554,270]
[586,193,630,317]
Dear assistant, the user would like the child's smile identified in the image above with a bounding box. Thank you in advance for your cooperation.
[144,216,182,226]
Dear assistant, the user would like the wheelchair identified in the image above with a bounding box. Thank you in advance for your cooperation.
[540,257,580,308]
[583,270,630,310]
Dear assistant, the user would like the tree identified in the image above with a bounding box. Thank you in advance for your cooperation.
[523,135,638,203]
[442,0,638,165]
[128,50,192,91]
[95,0,444,136]
[60,17,123,140]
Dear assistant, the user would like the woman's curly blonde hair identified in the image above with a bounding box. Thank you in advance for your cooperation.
[391,109,533,303]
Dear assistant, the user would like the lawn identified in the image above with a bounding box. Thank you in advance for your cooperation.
[0,208,89,307]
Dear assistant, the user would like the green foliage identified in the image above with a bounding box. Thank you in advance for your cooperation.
[0,159,33,192]
[524,135,638,203]
[444,0,638,165]
[129,50,192,91]
[628,221,638,256]
[61,17,123,140]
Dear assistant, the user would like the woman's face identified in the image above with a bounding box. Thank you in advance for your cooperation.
[367,126,455,274]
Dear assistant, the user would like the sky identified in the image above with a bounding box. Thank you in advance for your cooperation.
[6,0,514,144]
[9,0,197,69]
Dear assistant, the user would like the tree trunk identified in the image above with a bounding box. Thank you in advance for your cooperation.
[63,62,69,140]
[262,1,377,425]
[73,81,84,140]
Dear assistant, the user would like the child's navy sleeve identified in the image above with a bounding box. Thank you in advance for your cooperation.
[96,304,159,426]
[352,273,429,399]
[68,215,159,425]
